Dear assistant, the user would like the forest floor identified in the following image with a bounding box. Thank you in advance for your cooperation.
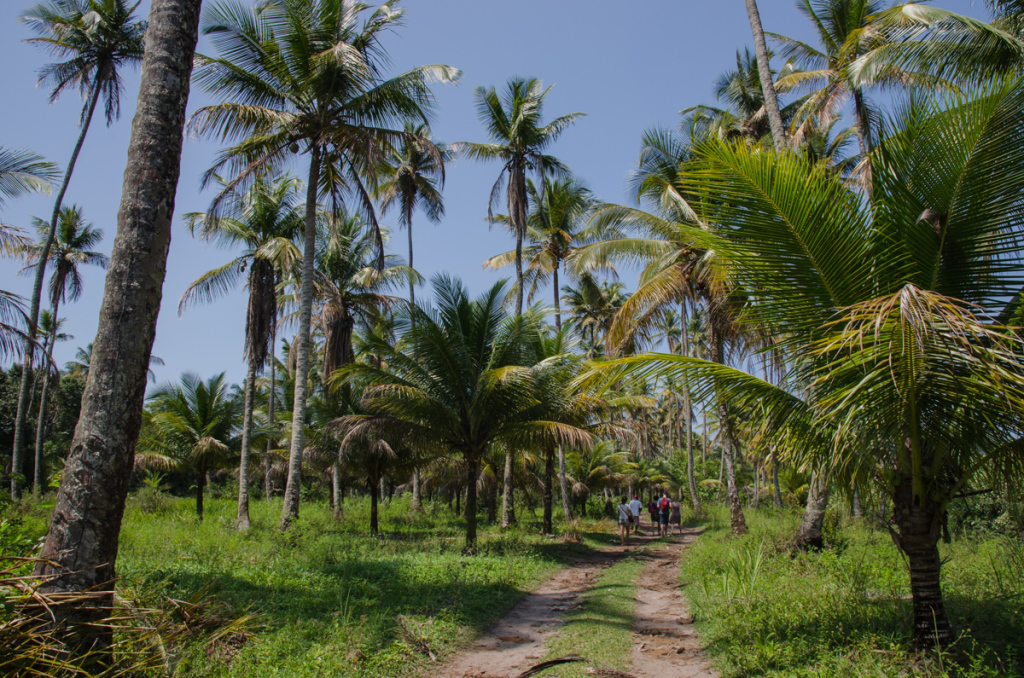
[437,528,717,678]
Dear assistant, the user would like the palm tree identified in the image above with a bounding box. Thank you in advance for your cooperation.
[21,206,107,495]
[485,177,614,332]
[589,79,1024,647]
[180,174,303,530]
[191,0,459,528]
[29,311,71,493]
[459,78,585,318]
[11,0,145,499]
[35,0,204,640]
[562,274,631,359]
[0,147,56,209]
[138,372,240,520]
[743,0,786,150]
[333,276,592,550]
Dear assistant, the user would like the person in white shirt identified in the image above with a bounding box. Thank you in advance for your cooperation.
[628,495,643,534]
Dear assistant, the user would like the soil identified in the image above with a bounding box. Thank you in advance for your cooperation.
[434,527,716,678]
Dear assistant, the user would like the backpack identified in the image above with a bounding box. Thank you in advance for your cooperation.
[659,497,670,511]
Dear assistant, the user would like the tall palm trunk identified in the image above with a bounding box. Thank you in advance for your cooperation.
[265,320,276,500]
[681,302,700,515]
[281,144,321,528]
[796,472,829,549]
[852,88,874,196]
[332,463,343,519]
[10,74,103,500]
[465,450,481,551]
[34,0,202,641]
[32,300,60,496]
[542,447,554,534]
[892,474,951,649]
[552,262,561,331]
[710,322,747,535]
[500,449,516,528]
[559,445,572,520]
[744,0,786,153]
[406,214,424,513]
[237,355,257,530]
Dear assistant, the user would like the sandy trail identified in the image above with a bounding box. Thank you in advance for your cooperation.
[434,529,716,678]
[629,528,717,678]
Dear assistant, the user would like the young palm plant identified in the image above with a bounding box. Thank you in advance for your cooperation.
[190,0,458,528]
[180,174,303,530]
[10,0,145,499]
[332,276,592,550]
[588,80,1024,648]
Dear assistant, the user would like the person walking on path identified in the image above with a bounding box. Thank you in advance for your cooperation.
[648,497,658,527]
[617,496,631,546]
[629,495,643,534]
[669,497,682,535]
[658,491,671,537]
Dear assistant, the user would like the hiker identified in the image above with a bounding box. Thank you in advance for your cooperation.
[648,497,658,527]
[669,497,682,534]
[629,494,643,534]
[658,491,671,537]
[617,496,631,545]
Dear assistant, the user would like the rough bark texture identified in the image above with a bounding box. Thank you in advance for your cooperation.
[542,447,554,534]
[411,466,422,512]
[744,0,786,153]
[796,472,830,549]
[34,0,201,632]
[236,356,257,530]
[891,476,952,649]
[558,445,572,520]
[10,77,103,500]
[280,145,322,528]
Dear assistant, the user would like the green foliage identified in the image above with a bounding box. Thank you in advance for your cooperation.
[683,509,1024,677]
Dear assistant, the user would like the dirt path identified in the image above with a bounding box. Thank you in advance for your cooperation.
[435,546,623,678]
[435,528,716,678]
[629,528,717,678]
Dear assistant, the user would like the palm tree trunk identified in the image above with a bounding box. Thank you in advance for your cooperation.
[34,0,202,641]
[852,486,863,519]
[281,144,322,528]
[553,262,561,331]
[681,302,700,515]
[237,354,257,530]
[501,448,516,528]
[10,75,103,500]
[465,450,481,551]
[332,463,342,520]
[796,472,829,549]
[710,324,747,535]
[265,319,276,500]
[369,479,379,535]
[406,218,424,514]
[558,446,572,521]
[852,88,874,197]
[542,447,554,534]
[510,163,527,316]
[32,312,59,496]
[744,0,786,153]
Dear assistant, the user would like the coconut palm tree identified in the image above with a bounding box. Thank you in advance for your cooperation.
[11,0,145,499]
[563,274,631,359]
[484,177,615,332]
[138,372,240,520]
[332,276,592,550]
[587,79,1024,648]
[179,173,303,530]
[21,206,107,495]
[459,78,584,318]
[0,147,56,210]
[191,0,459,527]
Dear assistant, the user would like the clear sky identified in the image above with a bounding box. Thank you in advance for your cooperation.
[0,0,984,387]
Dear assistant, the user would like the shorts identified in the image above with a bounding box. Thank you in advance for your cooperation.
[659,509,670,525]
[618,518,630,526]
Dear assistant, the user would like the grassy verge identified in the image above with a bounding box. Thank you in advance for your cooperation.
[536,549,649,677]
[1,492,619,678]
[681,508,1024,678]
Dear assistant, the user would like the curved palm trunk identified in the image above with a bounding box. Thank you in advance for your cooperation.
[265,319,276,500]
[34,0,201,643]
[10,75,103,500]
[710,323,747,535]
[281,144,322,528]
[681,302,700,515]
[558,446,572,521]
[32,311,59,496]
[237,355,257,530]
[542,447,554,534]
[465,450,481,551]
[744,0,786,153]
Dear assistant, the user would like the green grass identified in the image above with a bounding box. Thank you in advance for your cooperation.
[1,491,623,678]
[682,508,1024,678]
[537,554,648,676]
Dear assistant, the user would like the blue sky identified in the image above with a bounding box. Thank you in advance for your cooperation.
[0,0,985,386]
